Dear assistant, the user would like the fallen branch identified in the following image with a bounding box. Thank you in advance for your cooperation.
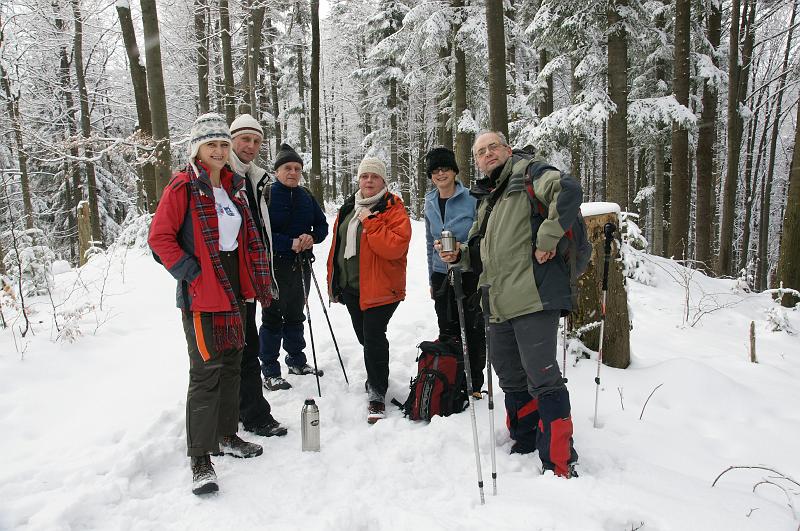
[639,383,663,420]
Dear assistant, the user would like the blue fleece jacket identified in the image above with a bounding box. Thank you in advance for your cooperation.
[424,181,477,285]
[268,180,328,259]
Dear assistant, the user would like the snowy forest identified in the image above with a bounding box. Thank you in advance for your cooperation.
[0,0,798,301]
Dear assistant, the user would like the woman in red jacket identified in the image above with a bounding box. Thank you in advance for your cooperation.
[148,113,272,496]
[327,157,411,423]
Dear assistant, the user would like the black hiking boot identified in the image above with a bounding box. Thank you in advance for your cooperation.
[244,418,288,437]
[213,434,263,458]
[191,455,218,495]
[263,376,292,391]
[542,463,579,478]
[367,401,386,424]
[288,363,324,376]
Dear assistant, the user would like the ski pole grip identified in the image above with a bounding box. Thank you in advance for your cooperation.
[601,223,615,291]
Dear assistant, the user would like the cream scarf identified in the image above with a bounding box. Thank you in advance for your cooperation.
[344,187,387,259]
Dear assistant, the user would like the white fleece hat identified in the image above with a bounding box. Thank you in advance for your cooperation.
[230,113,264,140]
[187,113,231,159]
[357,157,387,182]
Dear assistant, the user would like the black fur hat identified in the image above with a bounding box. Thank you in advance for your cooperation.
[425,147,459,178]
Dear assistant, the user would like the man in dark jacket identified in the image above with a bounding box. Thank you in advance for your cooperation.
[259,143,329,391]
[439,130,581,478]
[228,114,287,437]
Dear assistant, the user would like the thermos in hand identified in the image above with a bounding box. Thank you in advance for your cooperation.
[301,398,320,452]
[440,230,456,253]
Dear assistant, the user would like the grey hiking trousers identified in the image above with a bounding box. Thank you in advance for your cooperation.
[488,309,565,397]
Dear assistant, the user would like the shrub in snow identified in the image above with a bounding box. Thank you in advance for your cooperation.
[56,301,95,343]
[113,213,153,250]
[619,213,655,286]
[733,266,754,293]
[2,228,55,296]
[764,307,795,335]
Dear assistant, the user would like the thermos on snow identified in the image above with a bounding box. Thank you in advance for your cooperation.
[301,398,320,452]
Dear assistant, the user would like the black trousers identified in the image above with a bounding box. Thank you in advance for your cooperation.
[181,250,244,457]
[431,271,486,391]
[240,300,274,428]
[341,291,399,400]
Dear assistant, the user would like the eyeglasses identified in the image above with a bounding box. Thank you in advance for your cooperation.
[431,168,452,176]
[473,142,505,159]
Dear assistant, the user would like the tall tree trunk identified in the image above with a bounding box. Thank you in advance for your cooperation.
[570,56,582,180]
[452,0,470,187]
[607,0,628,210]
[669,0,690,260]
[55,8,81,261]
[694,0,721,272]
[309,0,323,202]
[436,44,452,149]
[776,76,800,306]
[219,0,235,123]
[756,0,796,290]
[653,143,665,255]
[740,75,768,274]
[71,0,102,244]
[416,97,428,217]
[117,2,157,213]
[265,17,282,150]
[0,65,33,230]
[485,0,508,138]
[195,0,209,114]
[718,0,742,275]
[140,0,172,198]
[538,50,553,118]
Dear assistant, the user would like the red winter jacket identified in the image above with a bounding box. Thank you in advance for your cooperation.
[327,191,411,310]
[148,163,259,312]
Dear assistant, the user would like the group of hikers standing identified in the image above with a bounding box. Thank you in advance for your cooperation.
[149,111,583,496]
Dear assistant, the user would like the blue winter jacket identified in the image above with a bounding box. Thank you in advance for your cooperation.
[268,180,329,259]
[424,181,478,285]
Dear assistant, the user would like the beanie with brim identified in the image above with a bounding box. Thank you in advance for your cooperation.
[425,147,459,178]
[230,114,264,140]
[273,143,303,170]
[357,157,387,182]
[187,113,231,160]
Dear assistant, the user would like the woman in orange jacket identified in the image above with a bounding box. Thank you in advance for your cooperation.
[327,157,411,423]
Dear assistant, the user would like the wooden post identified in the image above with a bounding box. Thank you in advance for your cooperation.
[573,208,631,369]
[749,321,757,363]
[77,200,91,266]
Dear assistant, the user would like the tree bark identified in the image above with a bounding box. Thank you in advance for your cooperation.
[195,0,209,114]
[776,76,800,306]
[0,64,33,230]
[218,0,235,123]
[718,0,742,275]
[71,0,102,244]
[740,76,768,274]
[140,0,172,198]
[669,0,690,260]
[570,56,582,181]
[756,0,796,290]
[694,0,721,272]
[606,0,628,210]
[538,50,553,118]
[117,2,157,213]
[485,0,508,138]
[453,0,470,187]
[309,0,323,203]
[265,17,282,150]
[436,44,452,149]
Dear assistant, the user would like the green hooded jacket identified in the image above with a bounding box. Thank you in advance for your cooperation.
[457,154,583,323]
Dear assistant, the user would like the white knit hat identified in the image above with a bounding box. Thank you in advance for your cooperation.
[357,157,387,182]
[187,113,231,159]
[230,113,263,140]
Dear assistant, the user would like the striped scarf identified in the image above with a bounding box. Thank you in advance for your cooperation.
[189,164,272,351]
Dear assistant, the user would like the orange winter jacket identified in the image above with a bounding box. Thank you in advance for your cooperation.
[327,191,411,310]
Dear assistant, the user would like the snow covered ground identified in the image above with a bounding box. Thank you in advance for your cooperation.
[2,216,799,531]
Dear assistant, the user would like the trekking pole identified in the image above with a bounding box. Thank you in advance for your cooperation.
[303,251,349,385]
[451,266,485,505]
[562,316,568,378]
[479,284,497,496]
[593,222,616,429]
[298,255,322,398]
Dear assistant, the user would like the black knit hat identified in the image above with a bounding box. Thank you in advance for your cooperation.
[273,143,303,170]
[425,147,459,178]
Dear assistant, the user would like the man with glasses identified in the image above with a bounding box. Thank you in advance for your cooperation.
[438,130,582,478]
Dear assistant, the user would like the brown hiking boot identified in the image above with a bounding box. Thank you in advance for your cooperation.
[213,434,263,458]
[367,401,386,424]
[191,455,218,495]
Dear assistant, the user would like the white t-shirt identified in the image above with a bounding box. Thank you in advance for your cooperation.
[213,186,242,251]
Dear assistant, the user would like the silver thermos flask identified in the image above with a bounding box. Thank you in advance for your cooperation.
[440,230,456,253]
[301,398,320,452]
